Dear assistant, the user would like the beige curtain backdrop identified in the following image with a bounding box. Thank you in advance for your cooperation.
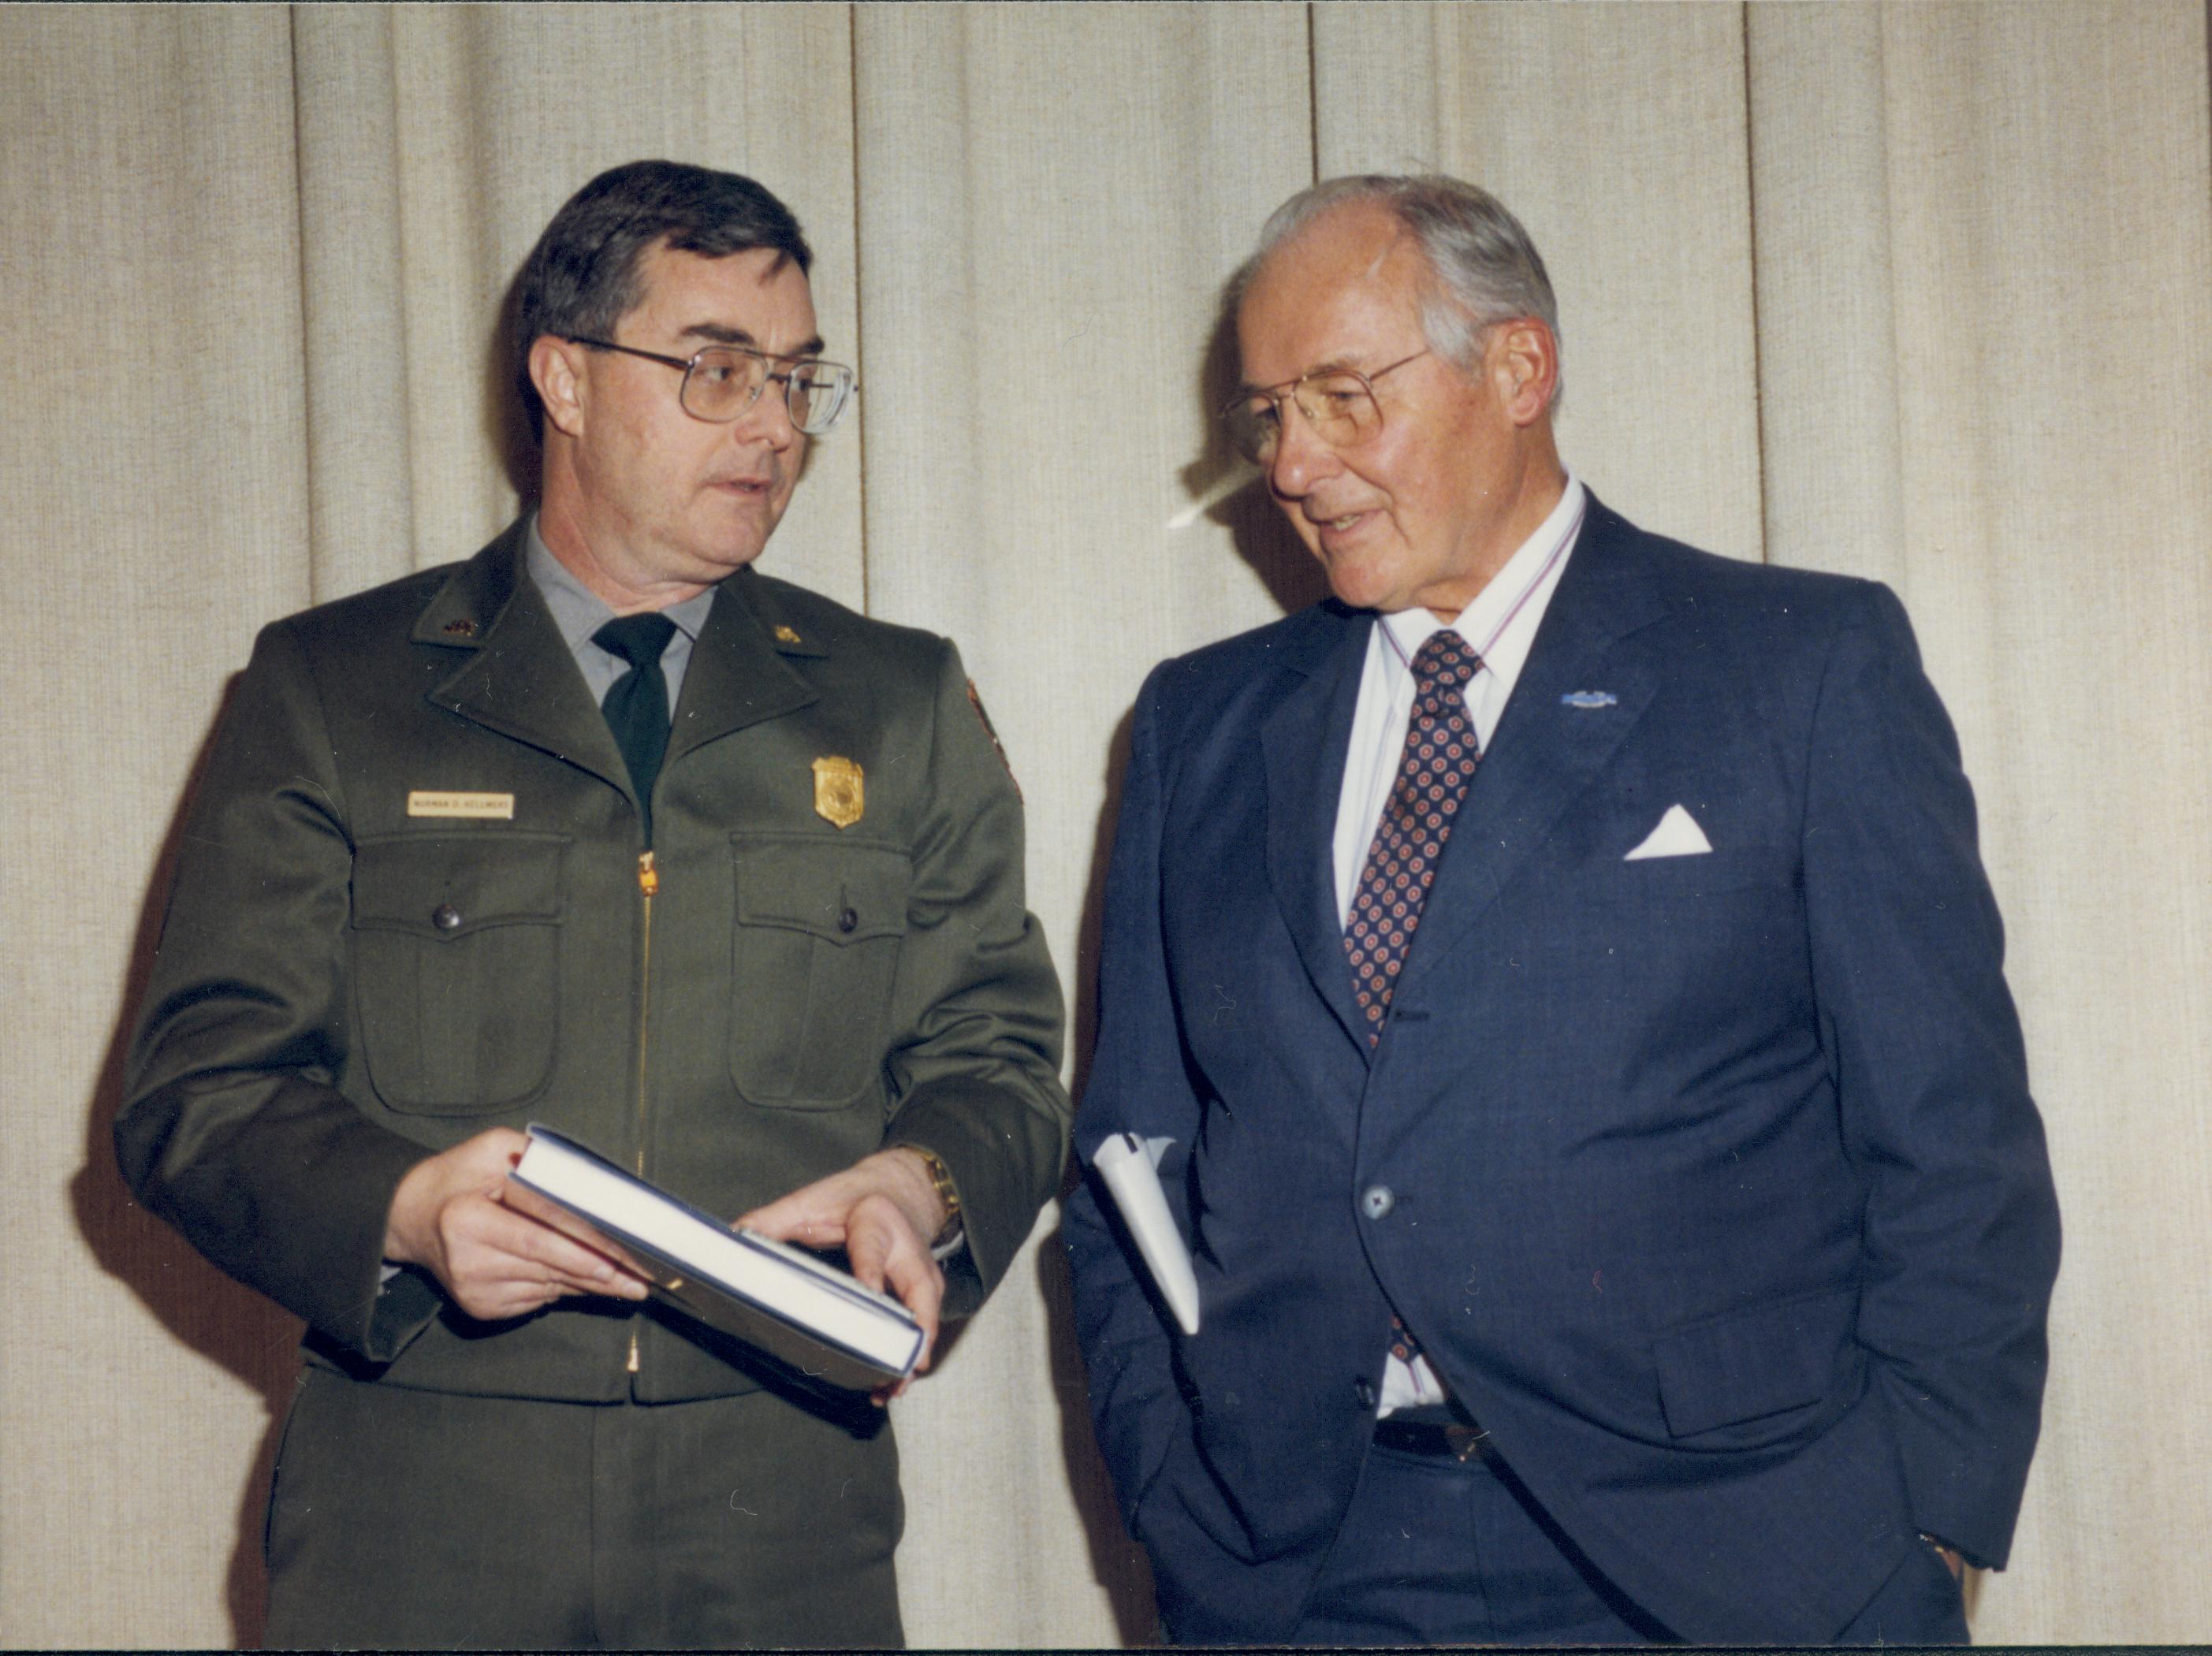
[2,2,2206,1646]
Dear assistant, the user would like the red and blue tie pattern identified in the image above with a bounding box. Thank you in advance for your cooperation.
[1344,628,1482,1046]
[1348,629,1481,1382]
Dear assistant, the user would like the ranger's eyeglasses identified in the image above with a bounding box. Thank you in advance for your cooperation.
[567,337,856,434]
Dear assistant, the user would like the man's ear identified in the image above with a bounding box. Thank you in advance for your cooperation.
[529,334,589,440]
[1489,319,1558,426]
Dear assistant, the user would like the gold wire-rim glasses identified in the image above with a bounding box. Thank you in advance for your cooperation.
[1220,348,1432,466]
[565,336,856,434]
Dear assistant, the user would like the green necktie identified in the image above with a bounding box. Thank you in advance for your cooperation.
[594,613,678,844]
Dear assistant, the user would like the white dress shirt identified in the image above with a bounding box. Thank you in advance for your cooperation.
[1331,476,1588,1414]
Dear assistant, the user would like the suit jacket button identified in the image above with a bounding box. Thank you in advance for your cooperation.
[431,904,462,932]
[1353,1378,1377,1409]
[1360,1185,1394,1220]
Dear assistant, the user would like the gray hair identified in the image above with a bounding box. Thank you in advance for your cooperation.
[1238,174,1562,403]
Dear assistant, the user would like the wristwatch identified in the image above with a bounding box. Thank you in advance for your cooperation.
[910,1145,963,1248]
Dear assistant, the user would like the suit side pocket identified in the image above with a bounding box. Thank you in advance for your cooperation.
[1651,1283,1860,1442]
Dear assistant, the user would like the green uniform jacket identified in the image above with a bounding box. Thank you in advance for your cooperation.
[118,519,1070,1403]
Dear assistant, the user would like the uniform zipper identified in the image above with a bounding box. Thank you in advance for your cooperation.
[627,849,657,1377]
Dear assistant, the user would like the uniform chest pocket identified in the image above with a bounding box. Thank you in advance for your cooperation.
[350,832,566,1115]
[730,838,910,1110]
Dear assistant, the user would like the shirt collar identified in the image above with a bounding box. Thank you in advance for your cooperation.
[1376,474,1587,683]
[524,516,717,652]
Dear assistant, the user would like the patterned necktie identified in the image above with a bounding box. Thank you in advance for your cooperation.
[1343,627,1483,1044]
[594,613,678,843]
[1346,628,1482,1385]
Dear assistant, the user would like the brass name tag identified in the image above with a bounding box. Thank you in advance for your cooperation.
[408,791,515,821]
[812,757,864,829]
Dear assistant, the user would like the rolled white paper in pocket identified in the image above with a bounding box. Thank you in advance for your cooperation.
[1093,1132,1201,1335]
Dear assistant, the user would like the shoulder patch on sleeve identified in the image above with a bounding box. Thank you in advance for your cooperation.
[966,678,1021,800]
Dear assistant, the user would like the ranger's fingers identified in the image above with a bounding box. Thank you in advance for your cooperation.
[499,1179,654,1285]
[846,1195,944,1368]
[736,1178,857,1249]
[456,1197,647,1301]
[449,1277,558,1322]
[505,1210,652,1299]
[386,1126,533,1269]
[881,1251,944,1371]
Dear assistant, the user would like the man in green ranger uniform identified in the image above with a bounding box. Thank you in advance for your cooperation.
[117,160,1070,1649]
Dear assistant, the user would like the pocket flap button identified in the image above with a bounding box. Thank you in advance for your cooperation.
[431,903,462,932]
[837,906,858,934]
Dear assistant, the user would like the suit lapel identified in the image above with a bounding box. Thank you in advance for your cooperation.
[1397,502,1673,995]
[1260,606,1373,1058]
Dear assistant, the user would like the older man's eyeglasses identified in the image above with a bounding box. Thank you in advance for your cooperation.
[1220,349,1431,467]
[566,337,856,434]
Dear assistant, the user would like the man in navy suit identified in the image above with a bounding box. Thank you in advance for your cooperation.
[1064,174,2059,1645]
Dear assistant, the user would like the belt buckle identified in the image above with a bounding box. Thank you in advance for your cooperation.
[1443,1423,1489,1463]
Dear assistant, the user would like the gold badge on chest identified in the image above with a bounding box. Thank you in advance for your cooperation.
[812,755,864,829]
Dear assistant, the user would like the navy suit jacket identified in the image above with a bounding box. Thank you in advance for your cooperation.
[1064,498,2059,1643]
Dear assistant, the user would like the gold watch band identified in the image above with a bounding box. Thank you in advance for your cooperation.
[910,1146,962,1245]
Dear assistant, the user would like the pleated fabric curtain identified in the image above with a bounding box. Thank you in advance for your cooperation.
[2,3,2206,1645]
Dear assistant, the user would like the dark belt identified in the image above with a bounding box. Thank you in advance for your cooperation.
[1373,1413,1495,1463]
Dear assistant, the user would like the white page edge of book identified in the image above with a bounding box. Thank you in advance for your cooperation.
[512,1132,920,1369]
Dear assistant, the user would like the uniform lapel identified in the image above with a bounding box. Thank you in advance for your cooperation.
[663,567,820,766]
[1260,606,1374,1059]
[417,534,823,798]
[1397,501,1673,995]
[416,520,632,796]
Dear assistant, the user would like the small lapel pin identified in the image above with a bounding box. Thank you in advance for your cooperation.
[1561,690,1617,709]
[441,618,478,638]
[773,624,802,646]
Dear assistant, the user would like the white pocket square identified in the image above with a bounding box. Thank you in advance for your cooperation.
[1623,803,1712,861]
